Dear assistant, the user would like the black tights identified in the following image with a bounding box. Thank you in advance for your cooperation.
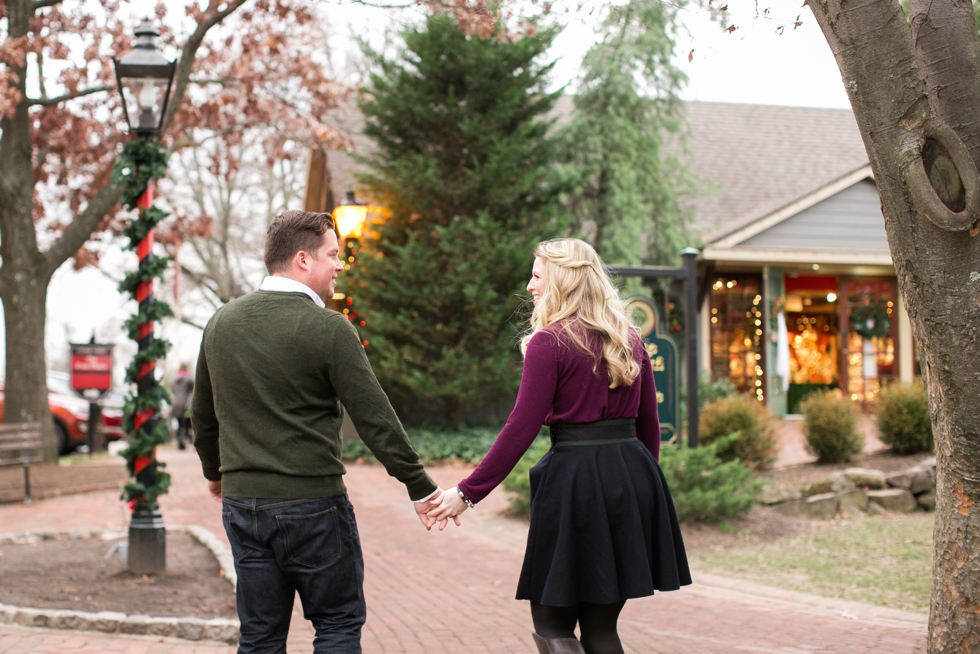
[531,600,626,654]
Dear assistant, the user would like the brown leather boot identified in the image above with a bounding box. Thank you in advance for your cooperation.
[532,633,586,654]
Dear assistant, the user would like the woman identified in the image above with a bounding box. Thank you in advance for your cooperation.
[428,238,691,654]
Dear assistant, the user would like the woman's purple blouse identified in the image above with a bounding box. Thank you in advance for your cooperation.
[457,323,661,504]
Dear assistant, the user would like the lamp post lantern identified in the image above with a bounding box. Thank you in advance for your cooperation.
[113,19,176,576]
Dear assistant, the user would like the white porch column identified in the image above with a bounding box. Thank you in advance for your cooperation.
[898,287,914,382]
[700,293,711,375]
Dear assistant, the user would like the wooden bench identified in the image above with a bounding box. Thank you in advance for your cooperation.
[0,422,43,503]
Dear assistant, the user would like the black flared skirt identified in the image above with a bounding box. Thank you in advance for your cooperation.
[515,419,692,606]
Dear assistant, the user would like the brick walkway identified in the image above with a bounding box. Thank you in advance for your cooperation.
[0,448,926,653]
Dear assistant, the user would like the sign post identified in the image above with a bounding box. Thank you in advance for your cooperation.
[69,342,114,454]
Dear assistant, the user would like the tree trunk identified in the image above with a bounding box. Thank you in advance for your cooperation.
[0,0,57,461]
[808,0,980,649]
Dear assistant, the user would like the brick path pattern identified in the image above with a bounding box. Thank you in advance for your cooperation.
[0,448,925,653]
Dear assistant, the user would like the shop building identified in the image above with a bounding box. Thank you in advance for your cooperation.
[686,102,916,415]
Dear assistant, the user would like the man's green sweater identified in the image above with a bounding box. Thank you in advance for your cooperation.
[191,290,436,500]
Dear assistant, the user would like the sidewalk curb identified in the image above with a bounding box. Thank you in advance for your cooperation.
[694,571,928,629]
[0,525,239,644]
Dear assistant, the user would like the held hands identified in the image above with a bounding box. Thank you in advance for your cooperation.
[414,488,444,531]
[425,486,468,531]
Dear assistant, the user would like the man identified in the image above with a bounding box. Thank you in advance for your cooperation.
[170,363,194,450]
[191,210,443,653]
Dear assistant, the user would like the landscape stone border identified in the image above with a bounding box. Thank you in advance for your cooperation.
[759,457,937,520]
[0,525,239,644]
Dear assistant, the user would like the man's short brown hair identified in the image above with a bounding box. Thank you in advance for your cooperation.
[264,210,336,274]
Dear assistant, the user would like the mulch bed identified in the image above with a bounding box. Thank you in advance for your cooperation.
[0,461,127,504]
[0,532,236,619]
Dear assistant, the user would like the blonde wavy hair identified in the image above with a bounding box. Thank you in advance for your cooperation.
[520,238,641,389]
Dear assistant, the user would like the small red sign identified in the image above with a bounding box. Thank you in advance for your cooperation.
[70,344,114,392]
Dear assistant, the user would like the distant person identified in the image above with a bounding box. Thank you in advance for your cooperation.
[428,238,691,654]
[170,363,194,450]
[191,210,445,653]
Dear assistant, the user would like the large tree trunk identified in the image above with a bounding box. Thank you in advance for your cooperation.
[808,0,980,649]
[0,0,58,460]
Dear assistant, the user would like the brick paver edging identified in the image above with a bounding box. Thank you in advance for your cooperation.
[695,572,928,629]
[0,525,239,645]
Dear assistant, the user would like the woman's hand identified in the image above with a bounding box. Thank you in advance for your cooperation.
[427,486,468,531]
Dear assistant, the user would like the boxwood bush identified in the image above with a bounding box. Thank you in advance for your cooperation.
[660,435,764,523]
[876,381,933,453]
[501,438,551,515]
[342,425,503,465]
[800,389,864,463]
[699,395,778,469]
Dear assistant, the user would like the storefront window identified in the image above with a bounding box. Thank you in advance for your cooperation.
[710,274,765,402]
[844,278,898,405]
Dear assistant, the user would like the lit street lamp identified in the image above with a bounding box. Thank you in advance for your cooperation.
[330,191,390,334]
[113,20,176,576]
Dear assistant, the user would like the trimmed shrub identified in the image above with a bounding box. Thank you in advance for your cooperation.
[660,435,764,523]
[342,426,503,465]
[800,390,864,463]
[876,381,933,453]
[698,395,778,469]
[698,373,738,409]
[502,438,552,515]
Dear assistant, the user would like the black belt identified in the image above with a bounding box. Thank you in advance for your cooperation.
[549,419,637,448]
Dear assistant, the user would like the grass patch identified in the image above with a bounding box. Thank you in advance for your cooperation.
[690,512,934,613]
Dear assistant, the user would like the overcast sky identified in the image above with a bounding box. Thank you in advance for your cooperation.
[27,0,851,379]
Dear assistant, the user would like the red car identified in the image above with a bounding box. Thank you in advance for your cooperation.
[0,374,126,455]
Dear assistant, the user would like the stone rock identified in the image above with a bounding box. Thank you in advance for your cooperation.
[844,468,887,489]
[909,467,936,495]
[176,617,207,641]
[838,488,869,513]
[885,471,912,490]
[916,491,936,512]
[758,483,802,505]
[121,615,150,635]
[866,489,918,513]
[203,619,241,644]
[800,480,832,497]
[146,618,179,638]
[773,500,805,518]
[90,611,126,633]
[827,471,857,493]
[14,608,46,628]
[804,492,840,520]
[919,456,937,471]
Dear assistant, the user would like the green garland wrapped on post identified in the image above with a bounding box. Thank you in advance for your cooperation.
[111,139,174,507]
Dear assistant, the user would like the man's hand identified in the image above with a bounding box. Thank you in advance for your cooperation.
[427,486,466,531]
[414,488,444,530]
[207,480,222,503]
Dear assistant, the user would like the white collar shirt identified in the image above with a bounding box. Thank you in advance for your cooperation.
[259,276,325,308]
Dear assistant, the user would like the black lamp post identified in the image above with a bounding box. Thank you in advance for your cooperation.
[113,20,176,576]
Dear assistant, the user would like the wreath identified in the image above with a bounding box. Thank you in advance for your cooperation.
[851,304,891,339]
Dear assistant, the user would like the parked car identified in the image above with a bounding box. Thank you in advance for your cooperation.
[0,373,127,455]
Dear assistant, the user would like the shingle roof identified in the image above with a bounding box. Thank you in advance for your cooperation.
[683,102,870,244]
[322,99,871,245]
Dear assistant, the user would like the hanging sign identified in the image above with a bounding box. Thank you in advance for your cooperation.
[70,343,114,393]
[624,295,680,441]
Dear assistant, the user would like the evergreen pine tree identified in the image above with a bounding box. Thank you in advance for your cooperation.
[559,1,697,267]
[348,15,565,425]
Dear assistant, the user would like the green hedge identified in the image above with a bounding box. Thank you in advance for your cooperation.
[660,435,764,523]
[876,381,933,453]
[342,426,506,465]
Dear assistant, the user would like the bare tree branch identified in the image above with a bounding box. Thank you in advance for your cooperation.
[28,85,114,107]
[180,316,206,330]
[161,0,251,134]
[34,0,64,10]
[42,179,123,278]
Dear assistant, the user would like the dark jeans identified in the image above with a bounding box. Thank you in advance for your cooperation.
[175,417,192,449]
[222,496,366,654]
